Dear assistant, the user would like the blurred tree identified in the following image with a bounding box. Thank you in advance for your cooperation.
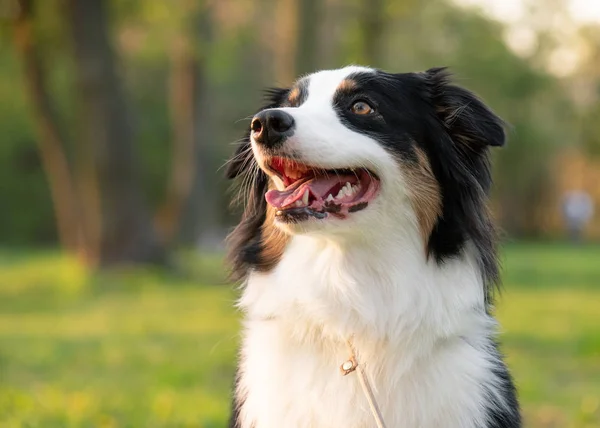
[358,0,386,66]
[119,0,220,247]
[575,25,600,157]
[316,0,346,69]
[581,101,600,157]
[169,1,219,246]
[273,0,297,85]
[66,0,164,265]
[12,0,88,256]
[264,0,323,84]
[377,0,577,237]
[160,15,200,243]
[295,0,320,76]
[2,0,598,247]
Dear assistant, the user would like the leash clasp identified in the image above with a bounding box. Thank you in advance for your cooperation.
[340,356,358,375]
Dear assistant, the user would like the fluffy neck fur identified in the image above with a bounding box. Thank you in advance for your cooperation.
[236,218,505,428]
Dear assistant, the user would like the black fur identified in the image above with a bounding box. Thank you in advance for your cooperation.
[480,341,522,428]
[423,68,505,302]
[226,88,290,180]
[226,88,289,281]
[228,70,506,297]
[331,68,505,303]
[226,68,519,428]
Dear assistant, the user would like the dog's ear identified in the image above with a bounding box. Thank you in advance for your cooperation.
[226,87,290,280]
[417,68,503,297]
[424,67,505,148]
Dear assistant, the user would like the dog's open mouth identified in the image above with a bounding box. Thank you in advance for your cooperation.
[264,157,380,221]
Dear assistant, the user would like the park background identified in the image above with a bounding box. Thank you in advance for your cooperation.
[1,0,599,426]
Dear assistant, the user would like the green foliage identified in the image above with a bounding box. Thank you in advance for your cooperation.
[0,244,599,427]
[0,49,55,244]
[362,0,578,236]
[0,0,594,244]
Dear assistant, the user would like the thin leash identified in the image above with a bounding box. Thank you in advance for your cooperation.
[340,338,387,428]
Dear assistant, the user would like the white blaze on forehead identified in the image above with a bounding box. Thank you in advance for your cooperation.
[303,66,375,106]
[268,65,394,177]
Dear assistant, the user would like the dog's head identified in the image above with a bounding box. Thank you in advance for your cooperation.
[227,66,505,289]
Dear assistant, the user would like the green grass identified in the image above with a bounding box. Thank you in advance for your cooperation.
[0,244,599,427]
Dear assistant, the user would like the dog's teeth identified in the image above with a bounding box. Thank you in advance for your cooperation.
[295,200,303,207]
[326,194,335,202]
[302,189,309,205]
[336,188,345,199]
[285,166,296,179]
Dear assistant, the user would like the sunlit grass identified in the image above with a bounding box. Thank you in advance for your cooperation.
[497,243,600,428]
[0,244,599,427]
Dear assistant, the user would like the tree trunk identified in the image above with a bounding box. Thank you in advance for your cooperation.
[176,56,218,247]
[295,0,319,76]
[157,2,218,248]
[175,4,218,247]
[273,0,298,85]
[158,33,198,242]
[66,0,164,266]
[13,0,90,258]
[318,0,344,69]
[359,0,386,66]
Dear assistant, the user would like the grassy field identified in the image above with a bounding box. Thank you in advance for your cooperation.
[0,244,599,427]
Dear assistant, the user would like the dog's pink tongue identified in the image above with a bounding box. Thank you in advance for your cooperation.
[265,187,299,208]
[265,176,348,208]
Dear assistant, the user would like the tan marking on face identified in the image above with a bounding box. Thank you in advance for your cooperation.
[288,87,301,105]
[337,78,357,92]
[256,182,289,272]
[403,147,442,248]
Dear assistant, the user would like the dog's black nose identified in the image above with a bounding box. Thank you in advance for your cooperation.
[251,109,295,147]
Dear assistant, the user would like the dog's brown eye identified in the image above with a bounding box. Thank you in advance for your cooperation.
[351,101,373,115]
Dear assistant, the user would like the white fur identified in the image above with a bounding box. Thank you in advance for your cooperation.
[237,68,509,428]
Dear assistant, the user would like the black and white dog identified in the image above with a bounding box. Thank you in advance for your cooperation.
[226,66,521,428]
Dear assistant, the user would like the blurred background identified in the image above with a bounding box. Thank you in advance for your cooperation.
[0,0,599,426]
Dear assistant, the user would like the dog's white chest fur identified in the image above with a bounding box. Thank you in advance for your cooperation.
[236,234,504,428]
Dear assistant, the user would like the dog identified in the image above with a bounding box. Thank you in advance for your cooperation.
[225,66,521,428]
